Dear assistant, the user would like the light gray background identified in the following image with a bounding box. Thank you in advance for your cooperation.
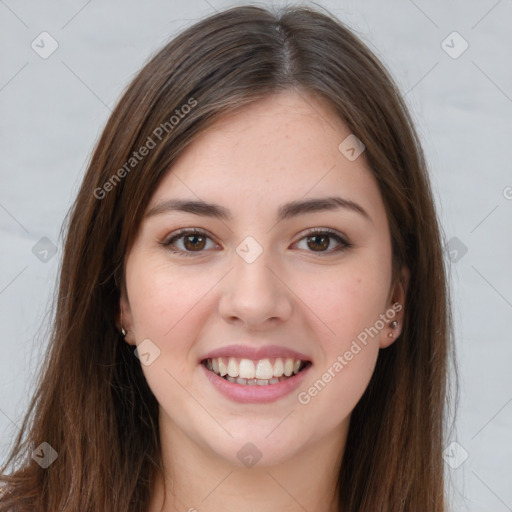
[1,1,511,510]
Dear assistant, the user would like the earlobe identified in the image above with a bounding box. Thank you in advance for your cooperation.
[380,266,409,349]
[380,313,402,349]
[120,311,127,337]
[117,289,135,346]
[381,319,400,348]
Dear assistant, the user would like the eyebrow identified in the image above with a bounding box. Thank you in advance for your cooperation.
[145,196,372,224]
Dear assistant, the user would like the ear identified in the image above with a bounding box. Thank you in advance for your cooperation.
[116,285,136,346]
[379,266,409,349]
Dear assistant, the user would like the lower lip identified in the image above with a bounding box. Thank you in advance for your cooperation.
[200,362,312,404]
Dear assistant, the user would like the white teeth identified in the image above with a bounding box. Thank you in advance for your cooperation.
[205,356,308,382]
[227,357,238,377]
[273,358,284,377]
[255,359,274,380]
[229,376,292,386]
[238,359,256,379]
[218,358,228,376]
[284,358,294,376]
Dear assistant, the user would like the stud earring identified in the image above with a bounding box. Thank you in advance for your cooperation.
[120,311,127,337]
[388,320,398,338]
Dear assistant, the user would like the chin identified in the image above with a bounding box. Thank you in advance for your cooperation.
[210,430,305,469]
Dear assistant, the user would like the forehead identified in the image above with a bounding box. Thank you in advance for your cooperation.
[148,91,386,227]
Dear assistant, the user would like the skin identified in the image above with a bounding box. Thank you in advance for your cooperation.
[118,90,408,512]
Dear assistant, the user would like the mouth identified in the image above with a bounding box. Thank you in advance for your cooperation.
[201,356,312,386]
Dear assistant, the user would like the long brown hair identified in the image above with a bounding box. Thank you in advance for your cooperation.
[0,4,456,511]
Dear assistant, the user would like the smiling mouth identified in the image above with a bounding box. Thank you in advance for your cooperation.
[201,356,312,386]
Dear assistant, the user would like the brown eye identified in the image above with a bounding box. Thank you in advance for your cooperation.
[183,233,206,251]
[306,234,330,252]
[295,228,352,255]
[163,229,216,256]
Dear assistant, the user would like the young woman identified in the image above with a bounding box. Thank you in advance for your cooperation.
[0,4,456,511]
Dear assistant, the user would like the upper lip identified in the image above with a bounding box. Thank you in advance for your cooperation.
[200,344,311,363]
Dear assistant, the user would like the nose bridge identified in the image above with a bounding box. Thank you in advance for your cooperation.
[234,242,275,290]
[218,237,292,325]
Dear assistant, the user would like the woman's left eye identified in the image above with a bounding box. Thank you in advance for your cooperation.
[162,228,352,257]
[293,228,352,254]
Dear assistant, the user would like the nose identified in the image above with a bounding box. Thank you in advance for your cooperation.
[218,246,293,329]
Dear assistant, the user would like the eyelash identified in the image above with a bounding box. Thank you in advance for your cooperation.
[162,227,353,257]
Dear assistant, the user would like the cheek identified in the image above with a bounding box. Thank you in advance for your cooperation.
[125,257,211,396]
[127,256,208,340]
[303,254,390,417]
[299,344,378,435]
[297,270,383,422]
[305,259,391,345]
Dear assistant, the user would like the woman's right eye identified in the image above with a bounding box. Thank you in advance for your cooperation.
[163,228,218,257]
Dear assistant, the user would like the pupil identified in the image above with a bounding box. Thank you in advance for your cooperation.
[186,234,205,250]
[308,235,328,251]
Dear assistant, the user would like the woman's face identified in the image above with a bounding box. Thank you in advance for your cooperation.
[120,90,406,468]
